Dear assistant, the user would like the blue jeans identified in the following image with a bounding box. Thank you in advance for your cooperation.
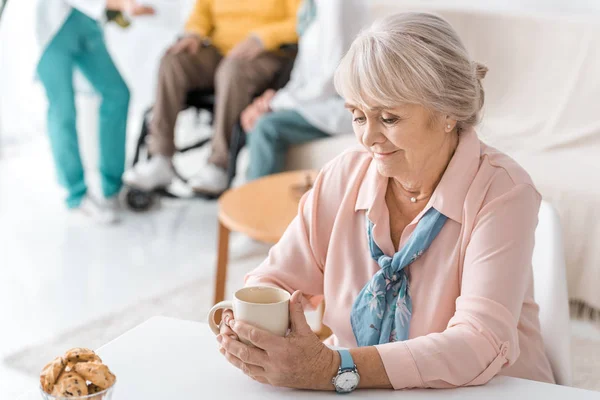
[36,9,130,208]
[246,110,328,181]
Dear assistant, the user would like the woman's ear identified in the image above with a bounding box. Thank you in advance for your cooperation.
[444,117,457,132]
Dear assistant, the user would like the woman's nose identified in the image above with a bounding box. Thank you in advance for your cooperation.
[361,122,386,147]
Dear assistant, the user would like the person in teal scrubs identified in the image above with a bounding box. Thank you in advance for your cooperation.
[35,0,153,223]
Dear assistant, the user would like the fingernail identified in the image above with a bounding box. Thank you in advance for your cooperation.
[216,335,222,343]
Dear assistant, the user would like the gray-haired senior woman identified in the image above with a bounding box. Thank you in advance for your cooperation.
[215,12,555,392]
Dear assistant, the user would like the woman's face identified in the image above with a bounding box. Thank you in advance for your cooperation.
[347,103,454,179]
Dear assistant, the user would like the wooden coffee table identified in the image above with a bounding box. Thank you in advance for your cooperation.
[213,170,317,305]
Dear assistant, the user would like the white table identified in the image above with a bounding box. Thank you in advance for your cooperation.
[21,316,599,399]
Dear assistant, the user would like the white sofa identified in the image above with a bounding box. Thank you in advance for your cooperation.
[236,2,600,312]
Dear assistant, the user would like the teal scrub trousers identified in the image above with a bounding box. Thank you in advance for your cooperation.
[36,9,130,208]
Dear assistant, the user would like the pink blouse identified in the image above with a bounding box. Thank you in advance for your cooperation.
[245,128,555,389]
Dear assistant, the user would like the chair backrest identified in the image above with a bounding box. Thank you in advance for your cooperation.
[532,200,572,386]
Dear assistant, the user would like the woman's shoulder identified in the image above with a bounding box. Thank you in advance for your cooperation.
[319,147,372,179]
[477,142,541,206]
[313,148,373,197]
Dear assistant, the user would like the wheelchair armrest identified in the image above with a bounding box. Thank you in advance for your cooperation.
[278,43,298,53]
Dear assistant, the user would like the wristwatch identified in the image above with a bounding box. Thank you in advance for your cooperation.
[332,350,360,393]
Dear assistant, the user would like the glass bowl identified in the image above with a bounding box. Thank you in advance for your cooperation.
[39,382,115,400]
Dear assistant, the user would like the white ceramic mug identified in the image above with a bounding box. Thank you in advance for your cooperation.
[208,286,290,343]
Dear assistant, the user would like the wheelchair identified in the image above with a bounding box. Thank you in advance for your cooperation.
[125,46,297,212]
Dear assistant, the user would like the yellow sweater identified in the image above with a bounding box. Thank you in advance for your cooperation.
[185,0,301,54]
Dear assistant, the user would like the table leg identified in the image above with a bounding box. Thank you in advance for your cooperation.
[214,221,230,308]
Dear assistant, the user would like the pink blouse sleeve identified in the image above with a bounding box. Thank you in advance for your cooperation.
[375,184,542,389]
[244,169,332,310]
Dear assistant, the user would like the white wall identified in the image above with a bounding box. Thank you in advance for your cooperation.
[373,0,600,15]
[0,0,190,148]
[0,0,599,148]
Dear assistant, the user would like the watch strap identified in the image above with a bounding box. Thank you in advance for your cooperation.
[337,349,355,372]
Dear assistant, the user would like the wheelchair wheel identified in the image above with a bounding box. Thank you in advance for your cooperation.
[125,188,155,212]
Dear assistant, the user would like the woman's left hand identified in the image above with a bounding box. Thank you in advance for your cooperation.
[217,291,337,390]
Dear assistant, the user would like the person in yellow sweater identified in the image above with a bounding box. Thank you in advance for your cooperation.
[124,0,300,195]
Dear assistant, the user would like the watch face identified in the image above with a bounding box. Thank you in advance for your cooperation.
[335,371,359,392]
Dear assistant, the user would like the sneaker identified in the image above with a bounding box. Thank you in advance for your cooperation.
[75,195,119,225]
[188,163,229,195]
[123,155,175,191]
[103,195,121,223]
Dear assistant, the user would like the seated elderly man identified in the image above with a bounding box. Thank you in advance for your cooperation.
[124,0,301,195]
[215,13,555,392]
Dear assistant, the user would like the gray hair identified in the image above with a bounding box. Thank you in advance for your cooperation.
[334,12,488,131]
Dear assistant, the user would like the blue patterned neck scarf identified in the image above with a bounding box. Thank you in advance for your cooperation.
[351,208,448,346]
[296,0,316,36]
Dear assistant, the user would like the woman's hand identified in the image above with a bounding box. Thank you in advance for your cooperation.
[255,89,276,112]
[240,89,276,132]
[217,291,338,390]
[219,309,239,341]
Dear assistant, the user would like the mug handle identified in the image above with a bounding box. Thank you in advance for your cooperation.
[208,300,233,335]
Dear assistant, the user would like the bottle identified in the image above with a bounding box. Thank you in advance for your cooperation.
[105,10,131,28]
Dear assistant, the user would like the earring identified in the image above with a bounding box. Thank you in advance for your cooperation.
[447,124,452,130]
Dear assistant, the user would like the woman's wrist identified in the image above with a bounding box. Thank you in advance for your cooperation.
[314,346,339,391]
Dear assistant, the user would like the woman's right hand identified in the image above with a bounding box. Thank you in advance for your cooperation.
[219,309,239,341]
[240,89,276,132]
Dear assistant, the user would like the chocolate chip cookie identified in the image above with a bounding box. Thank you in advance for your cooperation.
[51,371,88,398]
[87,383,103,394]
[64,348,103,364]
[74,361,116,389]
[40,356,66,393]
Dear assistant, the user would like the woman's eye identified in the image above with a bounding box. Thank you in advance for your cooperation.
[353,117,366,124]
[381,117,398,124]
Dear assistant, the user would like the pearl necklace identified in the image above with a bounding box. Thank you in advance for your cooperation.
[388,180,432,204]
[398,188,431,203]
[395,188,431,204]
